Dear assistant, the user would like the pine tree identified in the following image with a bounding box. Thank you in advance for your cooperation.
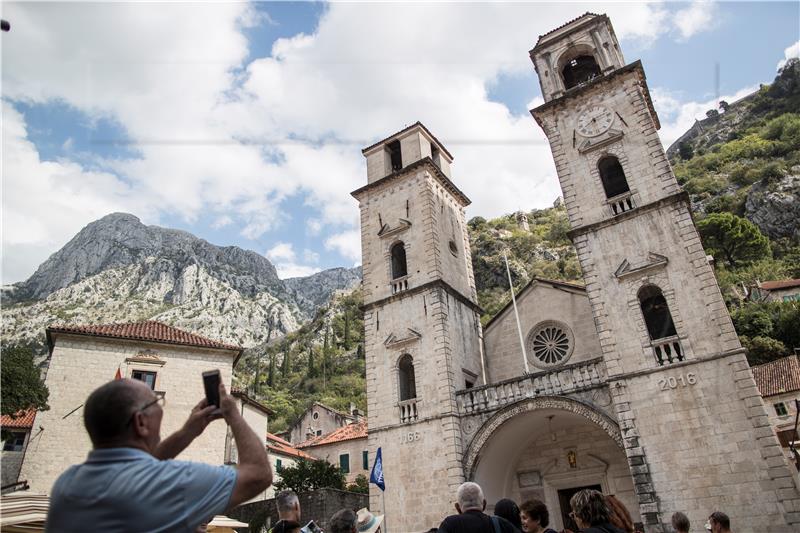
[307,345,315,377]
[268,353,276,387]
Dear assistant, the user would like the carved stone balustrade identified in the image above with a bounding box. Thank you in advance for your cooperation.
[456,357,606,415]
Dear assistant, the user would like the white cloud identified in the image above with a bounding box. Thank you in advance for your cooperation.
[264,241,321,278]
[778,40,800,70]
[0,2,733,281]
[1,103,154,283]
[265,242,296,262]
[672,1,718,41]
[325,230,361,263]
[211,215,233,229]
[652,85,758,149]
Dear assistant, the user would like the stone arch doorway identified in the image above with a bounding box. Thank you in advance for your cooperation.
[464,397,639,531]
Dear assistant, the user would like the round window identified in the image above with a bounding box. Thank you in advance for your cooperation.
[526,320,574,368]
[312,412,319,420]
[448,240,458,256]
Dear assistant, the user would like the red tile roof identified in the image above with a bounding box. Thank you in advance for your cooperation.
[47,321,241,353]
[752,355,800,397]
[267,432,315,460]
[0,408,36,429]
[759,279,800,291]
[296,421,368,449]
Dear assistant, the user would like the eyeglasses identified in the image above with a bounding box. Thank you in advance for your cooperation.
[127,395,165,426]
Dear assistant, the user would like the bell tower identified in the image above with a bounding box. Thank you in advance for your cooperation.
[531,13,800,532]
[352,122,484,532]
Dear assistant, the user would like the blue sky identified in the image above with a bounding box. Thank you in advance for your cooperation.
[2,1,799,283]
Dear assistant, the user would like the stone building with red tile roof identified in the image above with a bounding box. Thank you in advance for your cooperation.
[286,401,363,444]
[17,320,243,494]
[753,355,800,469]
[265,432,315,498]
[749,279,800,302]
[297,421,369,484]
[1,409,36,489]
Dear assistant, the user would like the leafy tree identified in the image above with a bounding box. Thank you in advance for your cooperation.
[706,109,720,120]
[346,474,369,494]
[730,304,774,338]
[719,100,730,112]
[697,213,771,267]
[741,336,789,366]
[678,141,694,161]
[1,346,49,417]
[273,458,345,493]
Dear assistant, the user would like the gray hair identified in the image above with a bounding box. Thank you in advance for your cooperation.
[329,509,357,533]
[276,491,299,514]
[457,482,485,512]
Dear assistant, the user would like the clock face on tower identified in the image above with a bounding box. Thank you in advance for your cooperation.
[576,105,614,137]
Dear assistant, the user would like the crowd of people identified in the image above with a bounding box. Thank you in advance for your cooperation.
[43,379,736,533]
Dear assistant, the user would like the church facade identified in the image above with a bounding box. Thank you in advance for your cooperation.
[352,14,800,533]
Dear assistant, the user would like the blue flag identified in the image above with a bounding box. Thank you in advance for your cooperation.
[369,447,385,491]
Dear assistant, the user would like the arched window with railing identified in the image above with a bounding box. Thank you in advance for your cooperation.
[638,285,683,365]
[390,242,407,280]
[562,55,601,90]
[398,354,416,401]
[598,156,630,199]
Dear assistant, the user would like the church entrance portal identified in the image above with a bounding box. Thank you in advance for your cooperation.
[467,398,640,531]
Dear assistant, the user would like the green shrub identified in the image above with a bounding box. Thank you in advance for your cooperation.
[741,335,789,365]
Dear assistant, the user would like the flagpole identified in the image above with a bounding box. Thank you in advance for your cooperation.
[503,251,530,374]
[382,489,388,533]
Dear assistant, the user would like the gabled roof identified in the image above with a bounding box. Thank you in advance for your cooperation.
[296,420,368,449]
[758,279,800,291]
[0,408,36,430]
[483,277,587,330]
[231,389,274,416]
[267,432,315,460]
[752,355,800,398]
[47,321,242,362]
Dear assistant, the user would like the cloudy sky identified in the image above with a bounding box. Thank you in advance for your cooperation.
[2,1,798,282]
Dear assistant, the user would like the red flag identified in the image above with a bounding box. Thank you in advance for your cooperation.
[114,366,122,380]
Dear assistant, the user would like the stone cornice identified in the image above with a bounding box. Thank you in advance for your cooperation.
[350,157,471,207]
[567,191,689,240]
[361,278,482,314]
[531,60,660,131]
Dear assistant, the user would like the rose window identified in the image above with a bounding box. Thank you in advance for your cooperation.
[526,320,574,368]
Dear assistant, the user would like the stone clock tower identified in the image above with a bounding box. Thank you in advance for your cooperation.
[352,122,485,532]
[530,14,800,531]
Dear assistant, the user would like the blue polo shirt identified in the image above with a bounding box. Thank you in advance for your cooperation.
[46,447,237,533]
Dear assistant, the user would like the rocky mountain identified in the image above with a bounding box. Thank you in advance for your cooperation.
[667,58,800,241]
[2,213,360,351]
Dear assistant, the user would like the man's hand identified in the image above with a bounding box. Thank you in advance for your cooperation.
[182,398,222,439]
[218,382,239,424]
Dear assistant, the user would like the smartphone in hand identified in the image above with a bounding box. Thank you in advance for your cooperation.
[202,370,221,409]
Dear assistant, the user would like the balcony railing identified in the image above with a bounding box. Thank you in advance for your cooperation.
[607,191,635,216]
[651,336,685,366]
[391,275,409,294]
[399,398,419,423]
[456,357,606,415]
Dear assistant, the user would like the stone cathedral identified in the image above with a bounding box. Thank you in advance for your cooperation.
[352,14,800,533]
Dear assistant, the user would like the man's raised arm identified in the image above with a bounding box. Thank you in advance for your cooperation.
[219,383,272,510]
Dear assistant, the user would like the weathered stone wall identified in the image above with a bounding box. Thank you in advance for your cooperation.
[19,334,235,493]
[614,354,800,531]
[230,488,368,532]
[289,404,353,444]
[303,437,369,484]
[484,281,602,382]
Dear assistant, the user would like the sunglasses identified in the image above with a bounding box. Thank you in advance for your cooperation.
[127,395,166,426]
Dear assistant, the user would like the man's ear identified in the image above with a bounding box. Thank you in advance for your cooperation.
[131,412,151,438]
[482,499,486,511]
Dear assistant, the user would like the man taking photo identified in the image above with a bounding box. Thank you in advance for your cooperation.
[46,378,272,532]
